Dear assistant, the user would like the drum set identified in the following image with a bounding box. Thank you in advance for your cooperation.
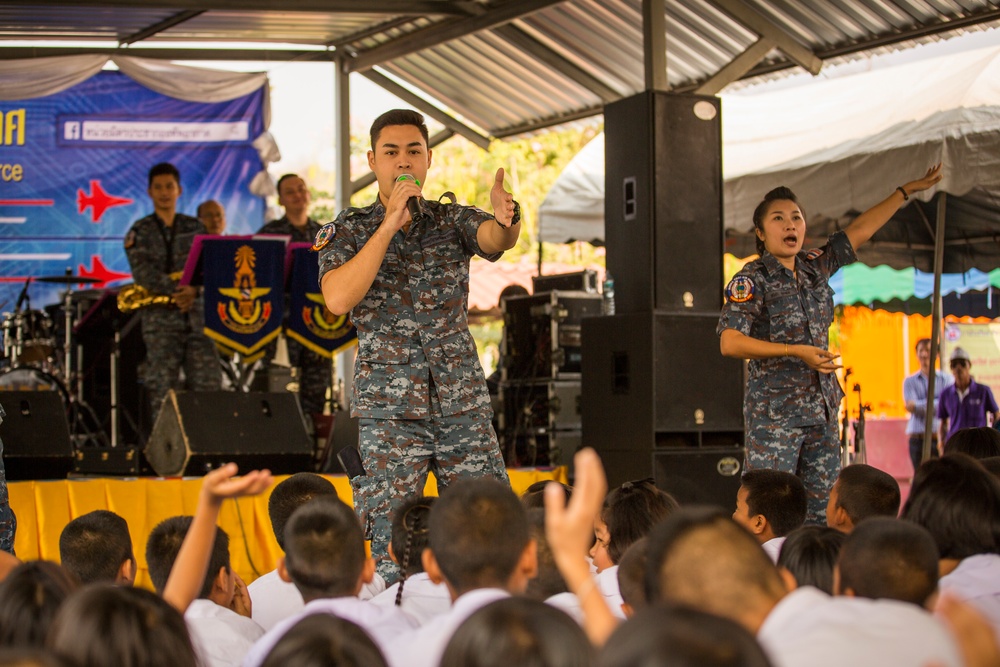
[1,274,110,448]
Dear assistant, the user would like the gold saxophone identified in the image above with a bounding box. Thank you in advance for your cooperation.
[117,284,175,312]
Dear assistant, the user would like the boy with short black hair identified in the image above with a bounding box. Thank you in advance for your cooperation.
[385,478,537,667]
[835,517,939,608]
[243,496,414,667]
[826,463,901,533]
[146,515,263,667]
[732,469,807,562]
[249,473,383,631]
[59,509,135,585]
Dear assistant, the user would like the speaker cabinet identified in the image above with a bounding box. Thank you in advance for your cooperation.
[0,391,73,480]
[604,91,723,315]
[145,391,313,477]
[581,312,744,488]
[654,447,745,510]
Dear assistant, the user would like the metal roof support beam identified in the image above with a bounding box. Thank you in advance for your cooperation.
[350,128,455,194]
[360,69,491,150]
[334,56,352,213]
[119,10,203,45]
[643,0,668,91]
[712,0,822,75]
[346,0,569,72]
[694,37,774,96]
[0,0,474,13]
[0,47,332,61]
[492,24,618,103]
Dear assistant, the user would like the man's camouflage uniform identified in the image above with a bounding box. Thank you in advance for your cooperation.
[0,403,16,555]
[718,231,857,523]
[318,198,509,581]
[257,216,330,416]
[124,213,221,419]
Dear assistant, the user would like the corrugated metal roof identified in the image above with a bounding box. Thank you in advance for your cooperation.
[1,0,998,138]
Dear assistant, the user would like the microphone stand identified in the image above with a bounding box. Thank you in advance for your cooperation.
[840,368,853,467]
[852,382,870,465]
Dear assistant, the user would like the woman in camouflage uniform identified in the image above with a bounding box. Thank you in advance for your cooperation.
[718,165,942,522]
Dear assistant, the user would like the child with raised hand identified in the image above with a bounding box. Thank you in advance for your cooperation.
[161,462,272,614]
[370,495,450,624]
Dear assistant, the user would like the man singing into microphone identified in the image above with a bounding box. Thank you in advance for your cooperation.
[317,109,521,580]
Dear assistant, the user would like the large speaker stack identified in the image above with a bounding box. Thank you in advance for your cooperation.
[582,91,746,509]
[499,287,602,467]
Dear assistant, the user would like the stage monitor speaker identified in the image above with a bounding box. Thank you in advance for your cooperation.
[145,391,313,477]
[0,391,73,480]
[604,91,723,315]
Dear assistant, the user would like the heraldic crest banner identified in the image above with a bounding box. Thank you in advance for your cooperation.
[201,237,285,358]
[285,244,357,358]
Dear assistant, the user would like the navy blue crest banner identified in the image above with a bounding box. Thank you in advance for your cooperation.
[0,70,267,311]
[200,237,285,359]
[285,244,356,358]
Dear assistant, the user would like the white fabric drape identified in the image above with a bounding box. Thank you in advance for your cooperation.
[0,54,109,101]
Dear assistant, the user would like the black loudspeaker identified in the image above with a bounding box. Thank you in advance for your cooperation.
[0,391,73,480]
[654,447,745,510]
[581,312,744,488]
[604,91,723,315]
[145,391,313,477]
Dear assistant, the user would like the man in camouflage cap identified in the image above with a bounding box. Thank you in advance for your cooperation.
[123,162,220,421]
[317,109,520,580]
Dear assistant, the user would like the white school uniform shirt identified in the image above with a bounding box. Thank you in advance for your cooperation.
[757,586,961,667]
[247,568,386,631]
[370,572,452,626]
[384,588,509,667]
[596,565,627,619]
[545,592,585,624]
[937,553,1000,644]
[185,599,265,667]
[242,595,415,667]
[762,536,786,564]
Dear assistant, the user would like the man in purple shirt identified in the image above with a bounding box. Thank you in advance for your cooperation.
[937,347,999,445]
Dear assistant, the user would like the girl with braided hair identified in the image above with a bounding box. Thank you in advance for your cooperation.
[370,495,450,624]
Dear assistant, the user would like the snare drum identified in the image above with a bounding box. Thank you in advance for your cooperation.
[0,310,56,364]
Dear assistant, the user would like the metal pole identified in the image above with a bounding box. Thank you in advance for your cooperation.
[922,192,947,462]
[333,55,351,212]
[642,0,668,91]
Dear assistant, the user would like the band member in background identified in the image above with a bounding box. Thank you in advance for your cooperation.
[124,163,220,419]
[718,165,943,523]
[197,200,227,235]
[317,109,521,580]
[0,403,15,555]
[258,175,331,425]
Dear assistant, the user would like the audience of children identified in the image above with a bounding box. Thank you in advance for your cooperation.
[732,469,807,562]
[0,447,999,667]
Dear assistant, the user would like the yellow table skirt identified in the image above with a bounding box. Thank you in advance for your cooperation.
[8,468,568,590]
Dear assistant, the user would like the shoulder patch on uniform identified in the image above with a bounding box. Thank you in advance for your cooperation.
[312,223,336,251]
[805,247,824,260]
[726,275,756,303]
[124,229,136,249]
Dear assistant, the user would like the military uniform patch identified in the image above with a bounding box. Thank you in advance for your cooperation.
[312,223,335,251]
[123,229,136,249]
[805,247,824,260]
[726,275,755,303]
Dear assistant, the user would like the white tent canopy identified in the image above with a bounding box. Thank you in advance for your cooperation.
[538,39,1000,249]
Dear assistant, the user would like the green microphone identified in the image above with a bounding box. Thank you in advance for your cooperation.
[396,173,422,220]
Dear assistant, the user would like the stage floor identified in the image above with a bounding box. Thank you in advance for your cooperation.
[8,468,568,590]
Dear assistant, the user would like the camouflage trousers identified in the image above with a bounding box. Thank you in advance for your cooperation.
[140,308,221,417]
[353,395,509,582]
[745,420,839,524]
[0,433,16,555]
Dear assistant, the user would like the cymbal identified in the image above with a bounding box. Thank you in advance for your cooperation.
[35,275,102,285]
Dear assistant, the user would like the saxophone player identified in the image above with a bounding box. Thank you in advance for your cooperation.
[123,163,220,421]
